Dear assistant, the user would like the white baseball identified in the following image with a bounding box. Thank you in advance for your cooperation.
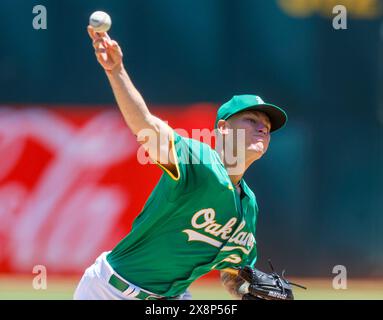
[89,11,112,32]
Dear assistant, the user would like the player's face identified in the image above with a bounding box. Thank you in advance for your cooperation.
[227,110,271,160]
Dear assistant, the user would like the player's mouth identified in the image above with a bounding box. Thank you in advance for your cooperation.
[252,135,266,142]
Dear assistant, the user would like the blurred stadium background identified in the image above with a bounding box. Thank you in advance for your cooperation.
[0,0,382,299]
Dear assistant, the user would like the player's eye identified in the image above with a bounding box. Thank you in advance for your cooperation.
[246,118,270,134]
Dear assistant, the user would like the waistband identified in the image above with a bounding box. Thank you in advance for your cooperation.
[97,252,175,300]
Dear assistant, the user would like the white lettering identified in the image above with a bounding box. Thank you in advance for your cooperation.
[183,230,222,247]
[185,209,255,254]
[191,208,216,229]
[332,265,347,289]
[32,5,47,30]
[32,265,47,290]
[333,5,348,29]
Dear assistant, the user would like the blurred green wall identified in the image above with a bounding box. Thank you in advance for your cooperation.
[0,0,382,276]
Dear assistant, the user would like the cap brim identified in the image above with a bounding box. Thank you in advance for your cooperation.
[241,103,288,132]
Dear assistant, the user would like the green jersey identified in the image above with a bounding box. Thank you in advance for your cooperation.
[107,130,259,297]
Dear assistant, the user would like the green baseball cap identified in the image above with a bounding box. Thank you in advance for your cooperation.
[215,94,288,132]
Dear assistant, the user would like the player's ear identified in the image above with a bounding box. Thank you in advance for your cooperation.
[217,119,230,135]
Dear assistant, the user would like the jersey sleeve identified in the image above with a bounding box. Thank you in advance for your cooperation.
[156,129,213,188]
[154,129,182,182]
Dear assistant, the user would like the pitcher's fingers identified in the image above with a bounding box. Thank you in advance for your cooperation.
[96,31,111,41]
[95,51,108,64]
[93,38,106,50]
[95,46,107,54]
[87,25,100,41]
[222,268,239,276]
[109,40,120,50]
[104,39,114,49]
[105,40,123,55]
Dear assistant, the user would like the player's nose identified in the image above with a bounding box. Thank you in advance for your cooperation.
[256,126,268,136]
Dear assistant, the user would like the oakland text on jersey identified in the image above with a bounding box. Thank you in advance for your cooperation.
[183,208,256,264]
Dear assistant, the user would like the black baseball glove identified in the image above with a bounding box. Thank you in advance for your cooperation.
[238,260,306,300]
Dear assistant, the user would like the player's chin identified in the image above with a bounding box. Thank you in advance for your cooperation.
[247,149,265,162]
[248,142,267,155]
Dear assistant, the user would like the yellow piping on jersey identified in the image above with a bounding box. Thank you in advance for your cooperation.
[155,129,180,181]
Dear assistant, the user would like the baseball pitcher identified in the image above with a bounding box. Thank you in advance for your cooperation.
[74,25,294,300]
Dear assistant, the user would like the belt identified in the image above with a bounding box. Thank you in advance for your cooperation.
[108,274,168,300]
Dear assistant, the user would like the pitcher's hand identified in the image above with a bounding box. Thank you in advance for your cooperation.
[87,25,123,72]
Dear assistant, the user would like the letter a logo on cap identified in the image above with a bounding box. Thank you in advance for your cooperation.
[255,96,264,104]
